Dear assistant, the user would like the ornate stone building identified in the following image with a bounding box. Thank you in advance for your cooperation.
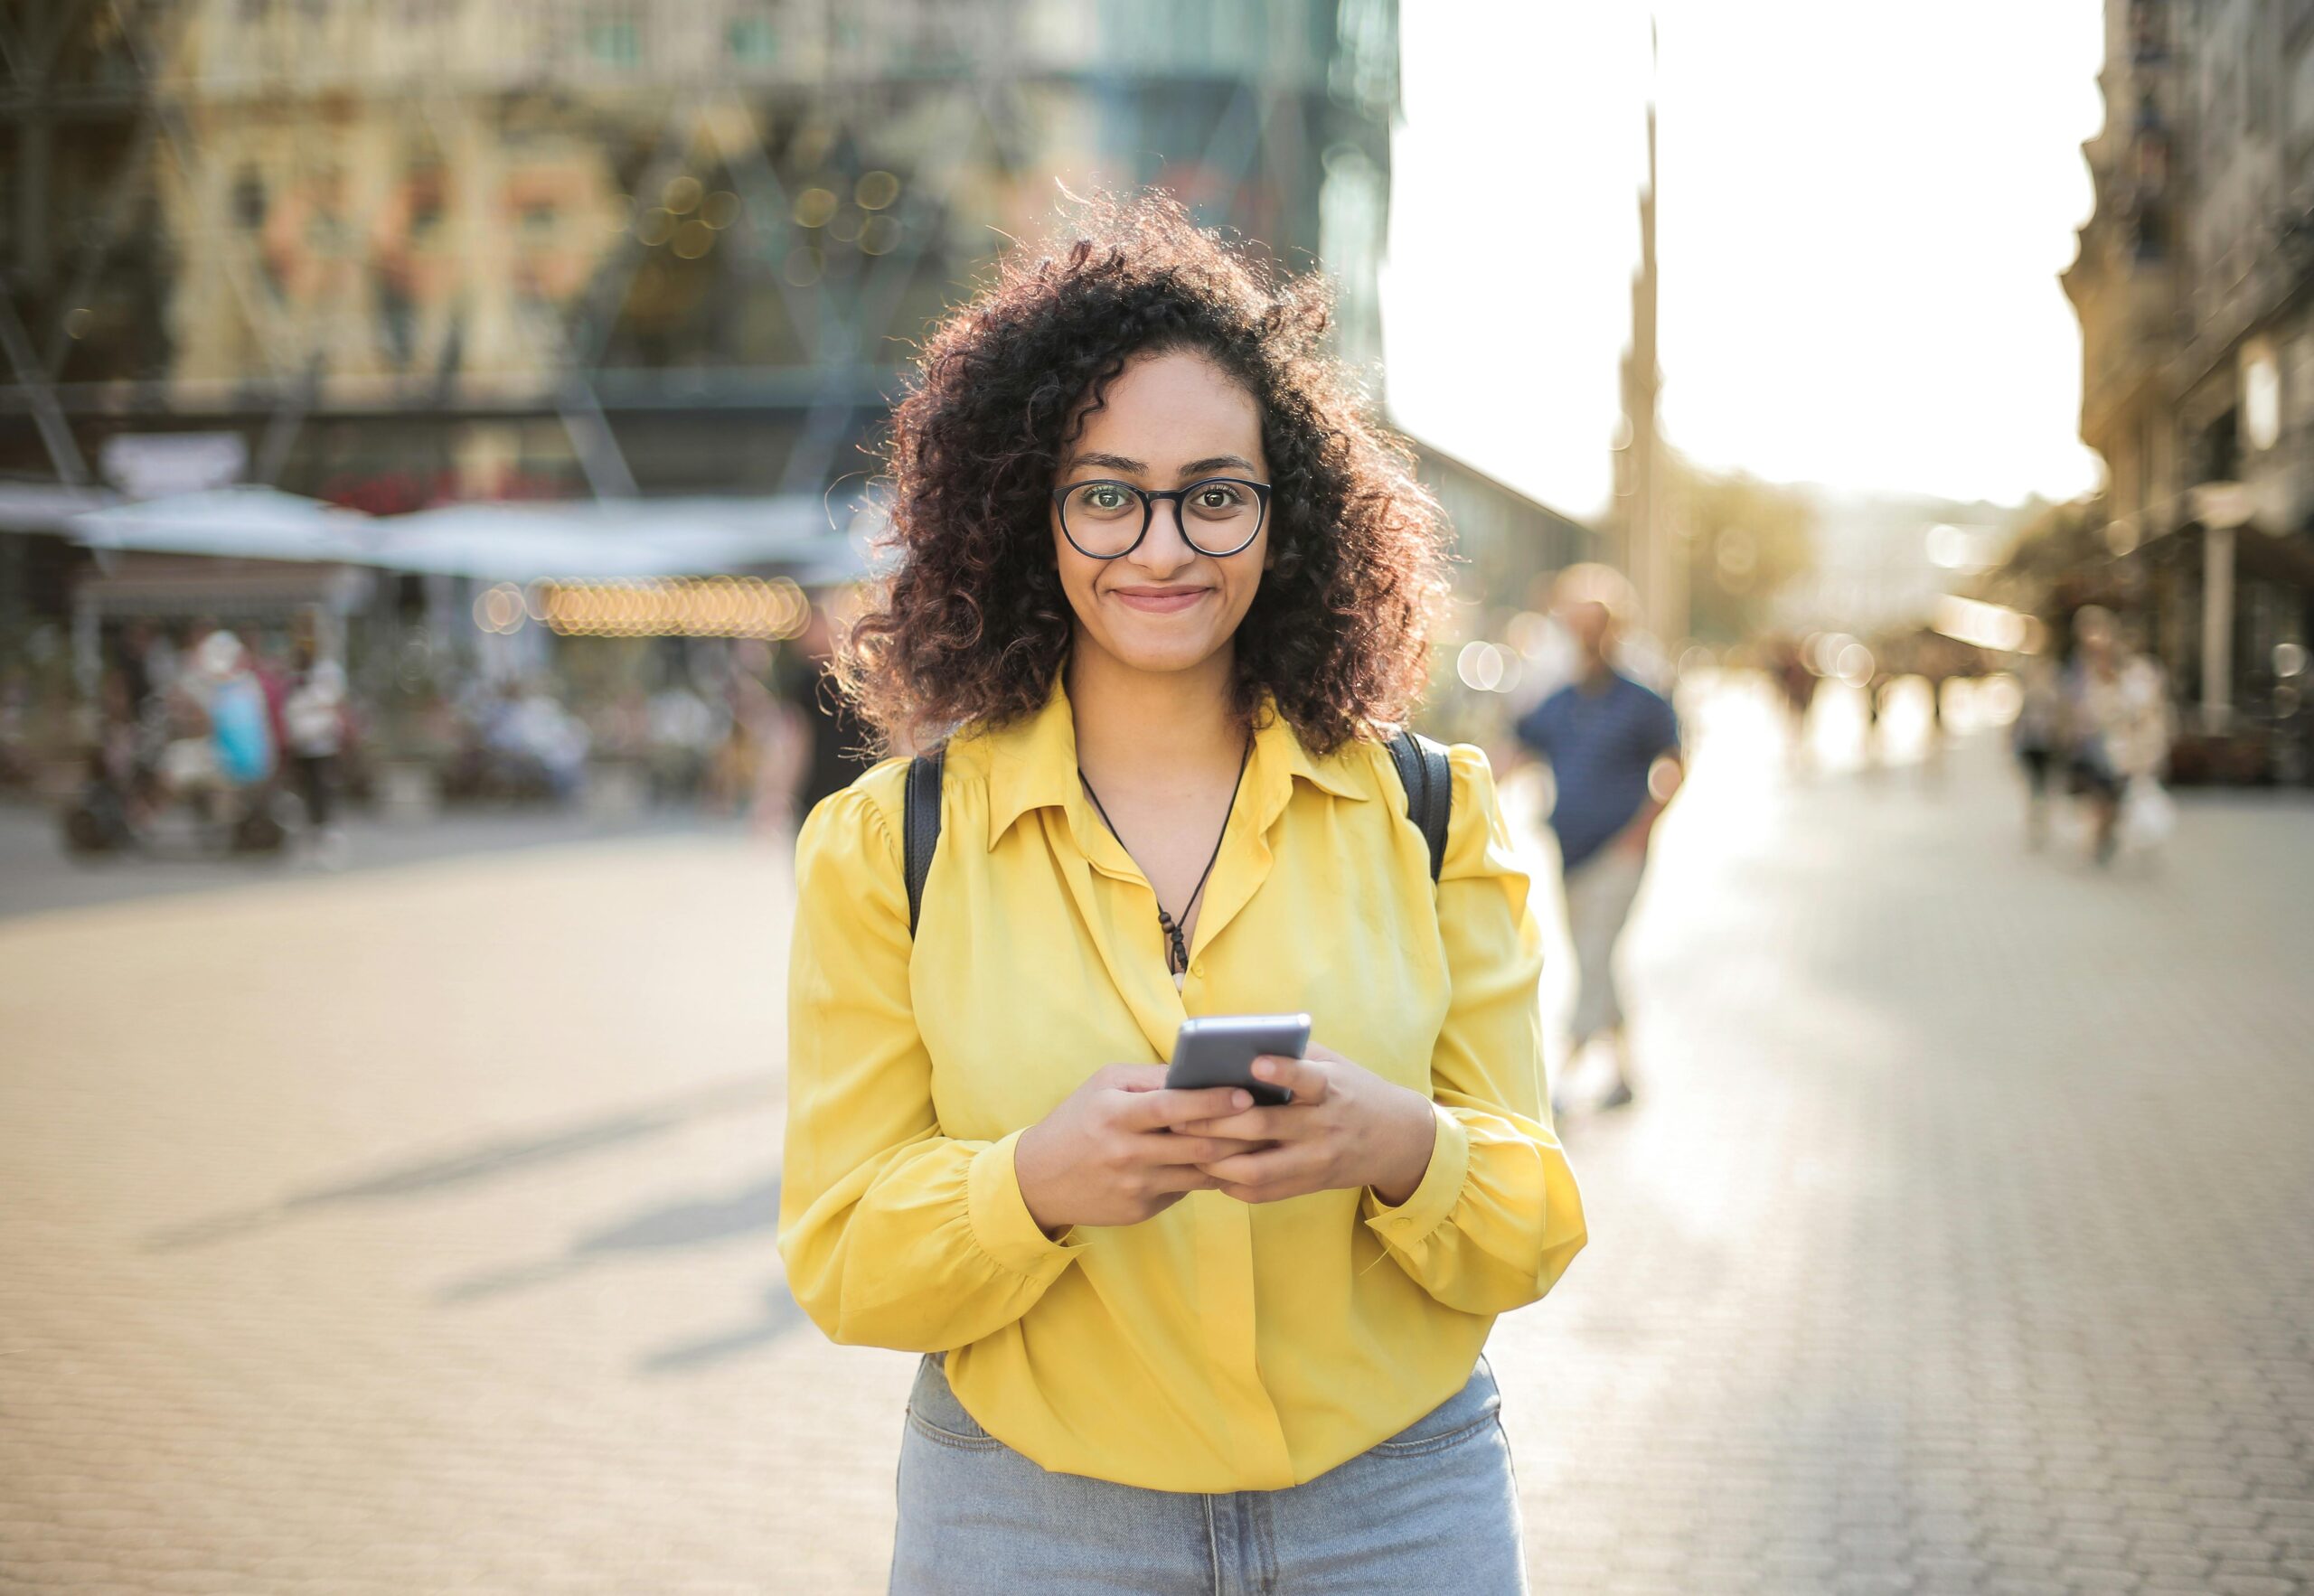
[2065,0,2314,739]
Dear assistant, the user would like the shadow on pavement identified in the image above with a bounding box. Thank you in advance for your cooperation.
[428,1164,812,1375]
[435,1171,779,1301]
[634,1281,813,1375]
[140,1072,776,1252]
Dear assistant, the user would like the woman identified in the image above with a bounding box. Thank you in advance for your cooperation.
[778,192,1587,1593]
[2061,606,2173,865]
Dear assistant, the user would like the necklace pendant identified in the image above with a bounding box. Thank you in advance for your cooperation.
[1157,909,1188,975]
[1080,732,1248,986]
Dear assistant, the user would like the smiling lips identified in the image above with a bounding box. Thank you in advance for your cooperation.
[1109,587,1210,614]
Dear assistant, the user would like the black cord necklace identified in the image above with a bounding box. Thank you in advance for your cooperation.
[1078,734,1252,978]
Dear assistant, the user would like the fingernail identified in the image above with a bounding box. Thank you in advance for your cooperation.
[1232,1090,1252,1110]
[1252,1059,1275,1078]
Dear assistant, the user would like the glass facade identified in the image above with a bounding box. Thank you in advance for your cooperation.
[2,0,1397,513]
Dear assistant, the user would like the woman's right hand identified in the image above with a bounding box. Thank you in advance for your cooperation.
[1013,1065,1259,1235]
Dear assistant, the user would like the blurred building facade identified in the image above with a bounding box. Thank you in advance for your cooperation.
[1397,437,1601,746]
[0,0,1426,792]
[0,0,1399,587]
[2065,0,2314,739]
[1413,438,1595,621]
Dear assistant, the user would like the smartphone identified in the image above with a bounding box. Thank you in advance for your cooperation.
[1166,1013,1312,1108]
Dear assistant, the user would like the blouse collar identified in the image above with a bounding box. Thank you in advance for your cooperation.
[968,667,1372,853]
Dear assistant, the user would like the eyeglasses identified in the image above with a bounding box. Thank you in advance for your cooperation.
[1051,476,1273,560]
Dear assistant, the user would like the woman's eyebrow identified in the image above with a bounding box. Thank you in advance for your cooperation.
[1064,452,1147,474]
[1180,455,1257,477]
[1063,452,1257,477]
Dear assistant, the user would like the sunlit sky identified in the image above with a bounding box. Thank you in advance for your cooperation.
[1380,0,2110,520]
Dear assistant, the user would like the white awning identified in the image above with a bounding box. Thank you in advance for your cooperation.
[356,496,852,580]
[0,481,121,531]
[72,485,373,562]
[67,487,875,583]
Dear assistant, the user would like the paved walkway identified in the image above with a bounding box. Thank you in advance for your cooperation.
[2,685,2309,1593]
[0,801,743,923]
[1501,689,2314,1596]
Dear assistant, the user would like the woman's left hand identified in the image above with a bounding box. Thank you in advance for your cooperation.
[1173,1042,1439,1206]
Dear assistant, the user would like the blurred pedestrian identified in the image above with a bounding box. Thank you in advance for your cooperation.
[1917,633,1953,775]
[2012,653,2063,849]
[597,686,652,767]
[283,638,350,863]
[93,669,147,827]
[1512,578,1683,1113]
[0,665,32,793]
[252,634,294,761]
[514,680,590,803]
[159,630,272,814]
[1771,635,1819,774]
[703,645,798,837]
[119,620,159,711]
[647,674,720,806]
[720,639,805,837]
[1862,660,1888,768]
[2061,606,2173,867]
[778,191,1582,1592]
[705,710,758,820]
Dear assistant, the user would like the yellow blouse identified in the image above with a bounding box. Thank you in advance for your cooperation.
[776,669,1586,1492]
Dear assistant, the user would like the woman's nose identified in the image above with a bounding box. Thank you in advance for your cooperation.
[1133,499,1199,567]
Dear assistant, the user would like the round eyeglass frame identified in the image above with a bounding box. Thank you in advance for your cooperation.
[1050,476,1274,560]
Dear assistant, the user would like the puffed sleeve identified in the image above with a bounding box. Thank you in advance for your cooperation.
[1359,744,1588,1314]
[776,770,1086,1351]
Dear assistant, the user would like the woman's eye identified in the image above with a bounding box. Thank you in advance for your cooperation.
[1196,484,1244,510]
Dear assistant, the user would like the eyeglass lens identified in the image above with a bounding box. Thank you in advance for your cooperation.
[1059,479,1264,557]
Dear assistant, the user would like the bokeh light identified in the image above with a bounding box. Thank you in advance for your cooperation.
[534,577,808,640]
[793,187,839,228]
[700,190,742,230]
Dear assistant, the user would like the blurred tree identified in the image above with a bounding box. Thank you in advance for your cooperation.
[1674,462,1818,643]
[1981,498,2102,597]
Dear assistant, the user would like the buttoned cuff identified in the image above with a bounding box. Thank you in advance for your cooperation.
[968,1128,1089,1274]
[1360,1103,1470,1244]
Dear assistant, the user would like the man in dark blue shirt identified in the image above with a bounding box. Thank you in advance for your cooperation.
[1511,596,1683,1112]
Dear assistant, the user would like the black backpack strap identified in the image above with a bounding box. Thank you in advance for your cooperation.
[903,746,945,936]
[1386,728,1453,884]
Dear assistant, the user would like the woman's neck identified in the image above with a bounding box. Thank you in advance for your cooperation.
[1066,640,1246,792]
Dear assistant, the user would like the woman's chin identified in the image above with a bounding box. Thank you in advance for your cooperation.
[1096,629,1221,676]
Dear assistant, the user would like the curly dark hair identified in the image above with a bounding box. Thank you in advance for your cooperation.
[832,188,1453,758]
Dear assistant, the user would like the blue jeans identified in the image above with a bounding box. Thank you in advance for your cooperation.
[889,1350,1529,1594]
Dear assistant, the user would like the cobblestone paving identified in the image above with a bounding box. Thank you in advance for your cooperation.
[0,835,880,1594]
[0,803,740,923]
[1497,703,2314,1596]
[2,701,2309,1592]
